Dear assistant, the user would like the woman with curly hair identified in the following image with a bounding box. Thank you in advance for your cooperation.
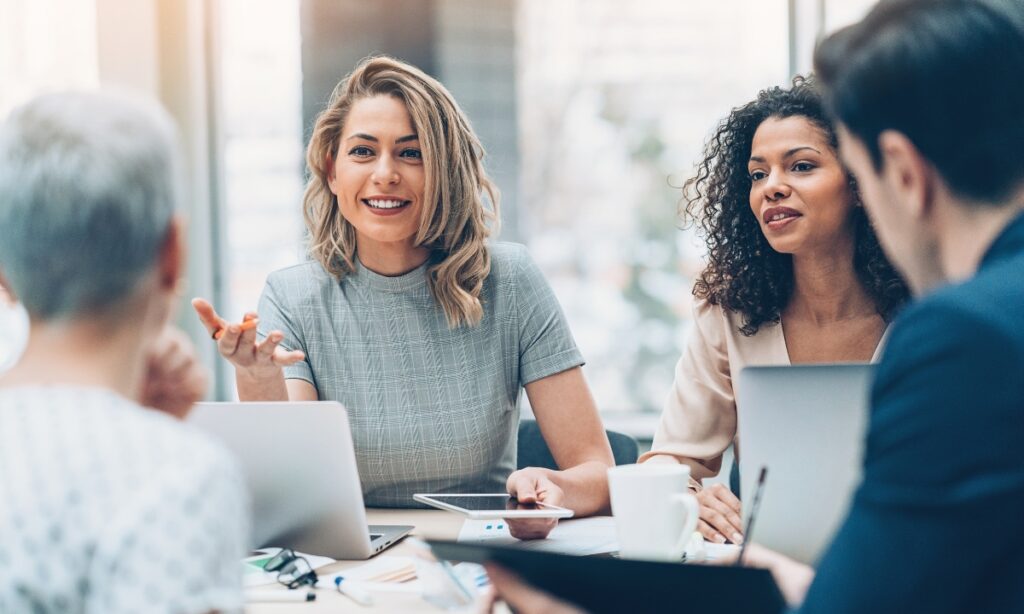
[638,77,909,545]
[193,56,613,539]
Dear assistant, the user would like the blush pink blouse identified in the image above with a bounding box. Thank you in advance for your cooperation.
[638,298,886,489]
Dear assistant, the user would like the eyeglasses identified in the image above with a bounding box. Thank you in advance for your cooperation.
[264,548,319,589]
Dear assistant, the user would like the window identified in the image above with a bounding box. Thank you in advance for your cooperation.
[217,0,305,324]
[0,0,99,371]
[824,0,877,31]
[0,0,882,402]
[0,0,99,116]
[517,0,790,413]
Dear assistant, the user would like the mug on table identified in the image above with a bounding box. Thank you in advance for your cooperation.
[607,463,700,562]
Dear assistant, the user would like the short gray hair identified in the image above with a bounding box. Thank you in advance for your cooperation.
[0,91,180,319]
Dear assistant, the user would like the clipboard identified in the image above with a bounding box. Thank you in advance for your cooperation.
[427,540,786,614]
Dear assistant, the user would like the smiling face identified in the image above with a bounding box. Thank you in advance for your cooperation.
[747,115,857,256]
[327,94,427,263]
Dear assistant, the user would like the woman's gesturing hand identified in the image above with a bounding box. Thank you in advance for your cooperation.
[191,297,305,376]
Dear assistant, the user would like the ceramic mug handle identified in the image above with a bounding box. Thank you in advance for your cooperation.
[670,492,701,559]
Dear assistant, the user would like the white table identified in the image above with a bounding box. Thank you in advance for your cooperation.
[246,509,465,614]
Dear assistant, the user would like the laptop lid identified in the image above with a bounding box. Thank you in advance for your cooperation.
[188,401,377,559]
[736,364,873,564]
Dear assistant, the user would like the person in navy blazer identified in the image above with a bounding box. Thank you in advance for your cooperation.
[768,0,1024,611]
[484,0,1024,612]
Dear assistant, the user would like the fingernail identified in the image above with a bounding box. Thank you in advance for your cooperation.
[732,532,744,544]
[715,534,726,543]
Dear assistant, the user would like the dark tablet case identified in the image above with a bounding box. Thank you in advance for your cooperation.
[428,540,786,614]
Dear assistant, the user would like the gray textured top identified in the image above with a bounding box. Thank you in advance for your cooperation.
[257,242,584,507]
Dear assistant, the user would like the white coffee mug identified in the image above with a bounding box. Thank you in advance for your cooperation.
[608,463,700,561]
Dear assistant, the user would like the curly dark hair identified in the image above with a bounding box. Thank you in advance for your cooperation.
[683,76,910,336]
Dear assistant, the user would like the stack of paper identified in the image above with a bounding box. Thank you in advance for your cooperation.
[313,556,423,595]
[457,516,619,556]
[320,555,418,585]
[457,518,740,563]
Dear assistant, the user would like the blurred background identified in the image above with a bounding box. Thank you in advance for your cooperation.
[0,0,876,441]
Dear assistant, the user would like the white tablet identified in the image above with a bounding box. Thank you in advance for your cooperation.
[413,494,575,519]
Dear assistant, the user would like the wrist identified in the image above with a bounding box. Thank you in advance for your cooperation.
[237,364,283,381]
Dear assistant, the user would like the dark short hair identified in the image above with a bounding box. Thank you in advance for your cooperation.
[814,0,1024,205]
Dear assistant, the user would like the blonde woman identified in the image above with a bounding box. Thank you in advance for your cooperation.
[193,56,612,538]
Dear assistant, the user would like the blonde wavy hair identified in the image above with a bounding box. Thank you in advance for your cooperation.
[303,56,499,327]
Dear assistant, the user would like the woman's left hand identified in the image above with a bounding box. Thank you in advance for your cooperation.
[505,467,564,540]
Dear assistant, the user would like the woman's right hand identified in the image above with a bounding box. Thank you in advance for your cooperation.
[695,482,745,544]
[191,297,305,377]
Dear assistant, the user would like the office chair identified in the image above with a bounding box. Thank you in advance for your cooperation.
[517,419,639,470]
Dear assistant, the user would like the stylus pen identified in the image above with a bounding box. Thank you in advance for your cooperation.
[244,589,316,602]
[735,466,768,567]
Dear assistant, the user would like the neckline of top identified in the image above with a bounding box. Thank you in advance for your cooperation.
[352,257,430,293]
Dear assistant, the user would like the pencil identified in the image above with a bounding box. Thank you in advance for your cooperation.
[212,318,258,340]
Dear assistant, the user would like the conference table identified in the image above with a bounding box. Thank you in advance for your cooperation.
[246,508,480,614]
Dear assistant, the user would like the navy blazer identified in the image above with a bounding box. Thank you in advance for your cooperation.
[798,212,1024,613]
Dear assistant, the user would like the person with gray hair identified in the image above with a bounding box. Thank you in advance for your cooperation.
[0,91,250,614]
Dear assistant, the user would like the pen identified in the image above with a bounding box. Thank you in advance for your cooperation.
[736,466,768,567]
[335,576,374,606]
[244,589,316,602]
[212,317,258,340]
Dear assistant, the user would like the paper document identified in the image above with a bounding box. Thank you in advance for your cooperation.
[457,516,619,555]
[317,556,417,585]
[704,541,740,562]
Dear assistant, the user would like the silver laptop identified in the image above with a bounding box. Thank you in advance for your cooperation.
[736,364,873,564]
[188,401,413,559]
